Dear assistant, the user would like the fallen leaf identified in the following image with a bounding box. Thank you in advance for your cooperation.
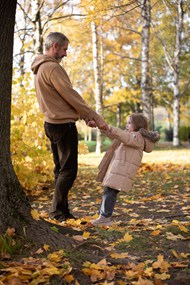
[154,272,170,280]
[132,276,154,284]
[64,274,74,283]
[82,231,90,238]
[123,232,133,242]
[150,230,161,236]
[110,252,129,259]
[43,244,50,251]
[152,255,170,272]
[31,209,40,220]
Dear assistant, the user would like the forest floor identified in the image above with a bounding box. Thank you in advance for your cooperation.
[0,144,190,285]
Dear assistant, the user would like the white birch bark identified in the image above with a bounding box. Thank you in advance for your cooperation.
[173,0,183,146]
[159,0,184,146]
[141,0,153,129]
[91,20,103,154]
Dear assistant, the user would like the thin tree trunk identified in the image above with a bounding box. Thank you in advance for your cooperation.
[116,104,121,128]
[141,0,153,129]
[91,20,103,154]
[173,0,183,146]
[31,0,43,55]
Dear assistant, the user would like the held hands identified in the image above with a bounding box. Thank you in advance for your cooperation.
[86,119,109,131]
[98,122,109,131]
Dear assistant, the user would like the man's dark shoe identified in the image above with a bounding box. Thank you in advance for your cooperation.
[54,213,76,222]
[54,214,67,222]
[65,213,76,220]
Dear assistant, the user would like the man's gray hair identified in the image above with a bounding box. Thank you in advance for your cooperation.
[45,32,69,50]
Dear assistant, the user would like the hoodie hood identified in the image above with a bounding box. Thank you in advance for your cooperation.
[31,54,59,74]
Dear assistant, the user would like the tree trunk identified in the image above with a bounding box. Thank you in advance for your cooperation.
[91,20,103,154]
[116,104,121,128]
[141,0,153,128]
[173,0,183,146]
[31,0,44,55]
[0,0,31,233]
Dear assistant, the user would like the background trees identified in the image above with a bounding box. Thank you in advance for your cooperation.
[12,0,190,160]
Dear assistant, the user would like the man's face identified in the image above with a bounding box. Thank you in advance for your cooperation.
[55,41,68,62]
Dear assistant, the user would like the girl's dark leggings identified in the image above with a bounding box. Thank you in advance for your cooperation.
[99,186,119,218]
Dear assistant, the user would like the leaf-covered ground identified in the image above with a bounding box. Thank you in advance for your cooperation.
[0,146,190,285]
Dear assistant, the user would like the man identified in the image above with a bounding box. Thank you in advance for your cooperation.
[31,32,108,222]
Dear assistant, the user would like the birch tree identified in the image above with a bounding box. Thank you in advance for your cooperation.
[140,0,153,129]
[172,0,184,146]
[91,20,103,154]
[155,0,185,146]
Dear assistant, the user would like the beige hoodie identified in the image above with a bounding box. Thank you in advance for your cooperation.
[31,55,103,125]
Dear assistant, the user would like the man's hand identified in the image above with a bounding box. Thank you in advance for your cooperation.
[87,120,97,128]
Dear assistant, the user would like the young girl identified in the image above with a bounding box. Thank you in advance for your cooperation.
[91,113,160,226]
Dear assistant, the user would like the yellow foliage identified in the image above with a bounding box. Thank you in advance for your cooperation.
[152,255,171,273]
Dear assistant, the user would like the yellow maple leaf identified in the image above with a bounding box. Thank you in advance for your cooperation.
[150,230,161,236]
[82,267,92,276]
[170,261,188,268]
[47,252,61,262]
[155,272,170,280]
[144,267,153,277]
[178,224,189,233]
[152,255,170,272]
[82,231,90,238]
[125,270,139,279]
[43,244,50,251]
[31,209,40,220]
[166,232,186,241]
[64,274,74,283]
[123,232,133,242]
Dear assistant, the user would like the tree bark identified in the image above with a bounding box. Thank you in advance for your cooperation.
[172,0,183,146]
[0,0,32,233]
[91,20,103,154]
[31,0,44,55]
[140,0,153,129]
